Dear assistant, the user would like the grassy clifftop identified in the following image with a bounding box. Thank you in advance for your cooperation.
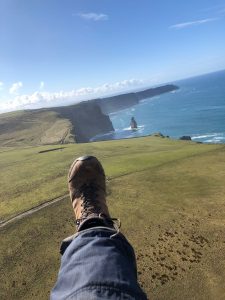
[0,136,220,222]
[0,109,74,147]
[0,84,179,147]
[0,102,113,146]
[1,136,225,299]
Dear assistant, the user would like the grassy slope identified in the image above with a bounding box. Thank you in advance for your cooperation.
[0,109,74,147]
[0,137,225,299]
[0,137,220,221]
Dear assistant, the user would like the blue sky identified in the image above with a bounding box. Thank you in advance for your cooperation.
[0,0,225,112]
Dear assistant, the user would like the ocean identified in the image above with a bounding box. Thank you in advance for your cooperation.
[91,70,225,144]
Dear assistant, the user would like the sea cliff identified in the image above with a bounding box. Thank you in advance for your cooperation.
[95,84,178,114]
[0,102,114,146]
[0,84,178,145]
[53,102,114,143]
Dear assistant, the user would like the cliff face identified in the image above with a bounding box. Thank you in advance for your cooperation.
[0,84,179,145]
[53,101,114,143]
[94,84,178,115]
[136,84,178,101]
[0,102,114,146]
[95,93,139,114]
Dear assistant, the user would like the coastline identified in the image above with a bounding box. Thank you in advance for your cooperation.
[90,130,225,145]
[96,71,225,145]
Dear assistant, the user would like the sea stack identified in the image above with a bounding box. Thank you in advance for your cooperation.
[130,117,138,129]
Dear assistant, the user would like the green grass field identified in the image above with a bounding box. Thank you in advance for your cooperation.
[0,109,74,147]
[0,136,225,299]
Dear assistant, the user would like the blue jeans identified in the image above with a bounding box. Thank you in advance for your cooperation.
[51,227,147,300]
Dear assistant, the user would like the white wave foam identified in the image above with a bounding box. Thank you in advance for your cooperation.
[205,139,220,143]
[140,96,160,103]
[192,133,218,139]
[191,132,225,144]
[214,136,225,140]
[123,127,131,131]
[120,124,145,131]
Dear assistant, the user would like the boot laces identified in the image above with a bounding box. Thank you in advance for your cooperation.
[75,183,121,233]
[78,182,101,218]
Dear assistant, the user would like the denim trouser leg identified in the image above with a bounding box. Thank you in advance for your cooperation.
[51,227,147,300]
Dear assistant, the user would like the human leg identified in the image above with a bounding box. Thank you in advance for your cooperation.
[51,156,147,300]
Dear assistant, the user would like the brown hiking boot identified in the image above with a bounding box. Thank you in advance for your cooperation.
[68,155,113,231]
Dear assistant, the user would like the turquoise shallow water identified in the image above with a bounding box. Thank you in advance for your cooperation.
[91,70,225,144]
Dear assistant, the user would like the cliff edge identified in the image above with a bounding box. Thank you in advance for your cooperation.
[95,84,178,114]
[0,84,178,146]
[0,102,113,146]
[53,102,114,143]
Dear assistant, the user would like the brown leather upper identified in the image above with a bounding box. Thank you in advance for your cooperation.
[68,156,110,223]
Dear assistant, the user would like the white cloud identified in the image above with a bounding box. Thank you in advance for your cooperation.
[39,81,45,90]
[201,4,225,14]
[0,81,3,90]
[9,81,23,95]
[78,12,108,21]
[0,79,145,112]
[170,18,218,29]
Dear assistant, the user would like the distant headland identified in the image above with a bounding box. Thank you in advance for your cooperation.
[94,84,179,114]
[0,84,179,146]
